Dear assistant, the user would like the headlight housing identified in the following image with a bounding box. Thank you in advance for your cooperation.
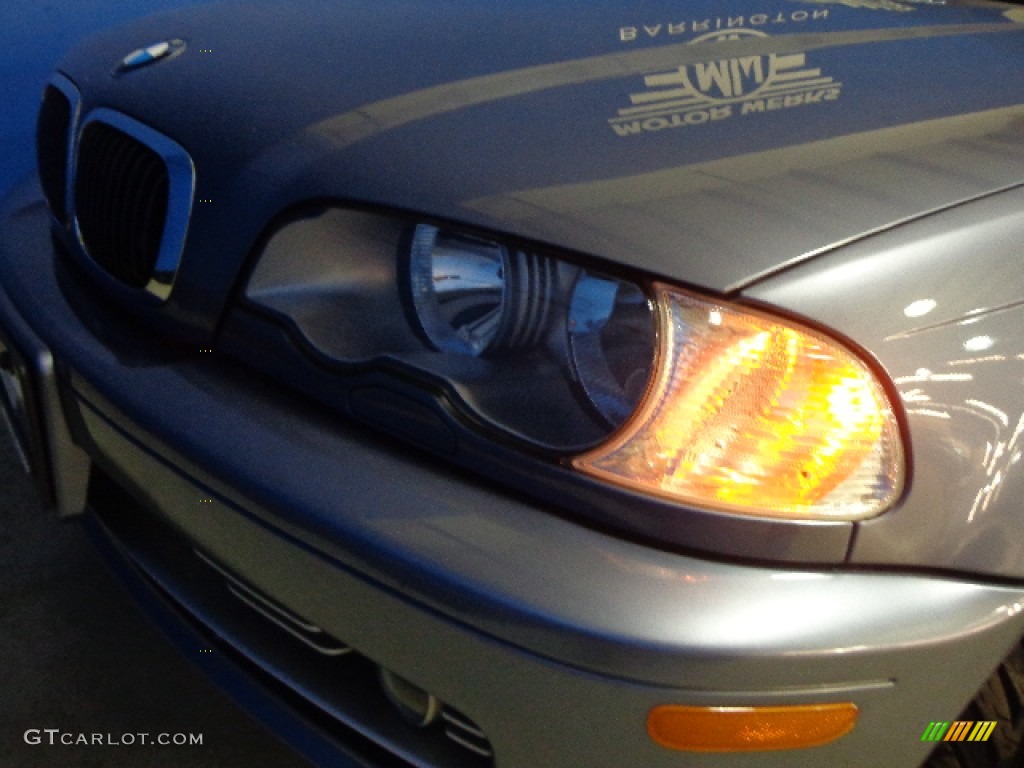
[244,207,904,524]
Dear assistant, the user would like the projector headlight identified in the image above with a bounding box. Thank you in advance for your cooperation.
[246,208,904,522]
[407,224,556,356]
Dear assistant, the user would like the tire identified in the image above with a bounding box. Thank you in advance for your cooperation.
[922,636,1024,768]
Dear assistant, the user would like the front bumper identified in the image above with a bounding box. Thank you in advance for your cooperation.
[4,178,1024,768]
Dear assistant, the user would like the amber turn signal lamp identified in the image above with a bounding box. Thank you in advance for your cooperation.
[647,703,859,752]
[574,284,904,521]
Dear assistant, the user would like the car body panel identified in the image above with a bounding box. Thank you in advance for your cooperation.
[5,1,1024,766]
[3,247,1023,766]
[747,184,1024,579]
[49,1,1024,339]
[0,181,858,566]
[73,399,1024,768]
[4,170,1024,764]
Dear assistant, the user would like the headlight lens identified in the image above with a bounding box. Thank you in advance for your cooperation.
[407,224,556,356]
[248,210,654,450]
[568,273,653,427]
[573,285,904,520]
[247,209,903,521]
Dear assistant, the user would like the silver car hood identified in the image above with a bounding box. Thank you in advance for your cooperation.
[56,0,1024,294]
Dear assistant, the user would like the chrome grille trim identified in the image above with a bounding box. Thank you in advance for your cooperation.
[71,108,194,301]
[36,74,81,226]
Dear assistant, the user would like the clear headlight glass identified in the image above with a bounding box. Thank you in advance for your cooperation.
[568,273,653,427]
[248,210,654,450]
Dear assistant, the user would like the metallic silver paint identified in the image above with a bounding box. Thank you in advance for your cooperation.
[309,24,1020,150]
[6,4,1024,765]
[464,105,1024,293]
[747,184,1024,579]
[71,376,1024,767]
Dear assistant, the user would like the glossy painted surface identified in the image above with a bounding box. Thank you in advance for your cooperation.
[33,0,1024,571]
[62,357,1024,768]
[5,1,1024,765]
[4,174,1024,765]
[47,0,1024,340]
[747,184,1024,579]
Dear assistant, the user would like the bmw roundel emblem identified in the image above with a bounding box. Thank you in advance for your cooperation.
[114,39,186,75]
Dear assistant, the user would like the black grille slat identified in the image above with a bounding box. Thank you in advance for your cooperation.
[79,124,120,274]
[136,160,169,283]
[126,144,162,283]
[112,138,143,281]
[88,126,116,272]
[75,121,169,289]
[36,85,72,222]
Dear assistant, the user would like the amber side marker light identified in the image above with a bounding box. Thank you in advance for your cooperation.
[574,284,904,521]
[647,703,859,752]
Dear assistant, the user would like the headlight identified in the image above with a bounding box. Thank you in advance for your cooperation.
[245,208,904,522]
[247,210,654,450]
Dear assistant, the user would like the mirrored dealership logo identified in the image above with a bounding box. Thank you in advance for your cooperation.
[610,29,841,136]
